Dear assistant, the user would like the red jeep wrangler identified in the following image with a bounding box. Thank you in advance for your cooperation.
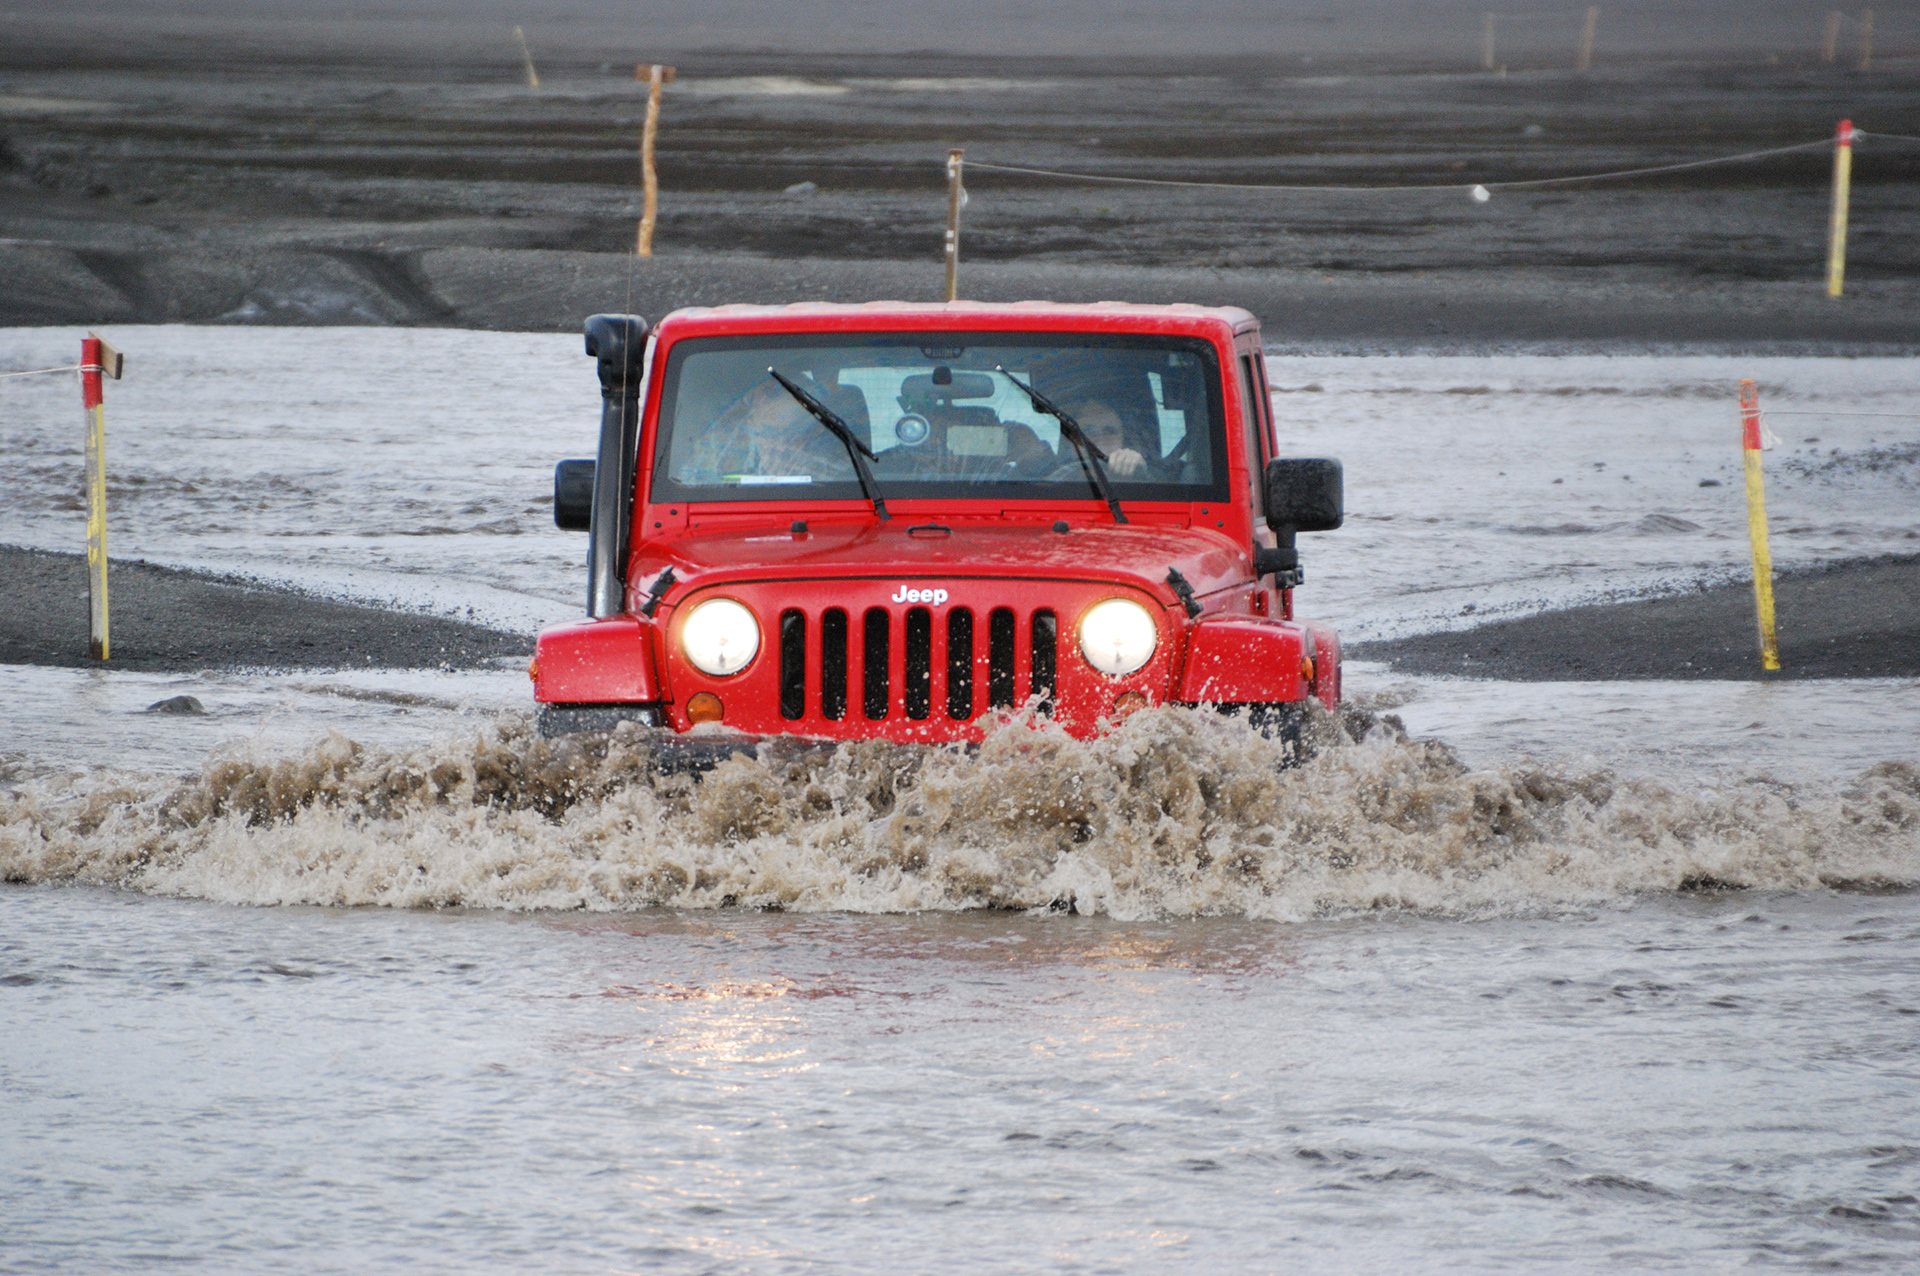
[532,303,1343,758]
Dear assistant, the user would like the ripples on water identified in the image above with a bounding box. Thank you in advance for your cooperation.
[5,859,1920,1271]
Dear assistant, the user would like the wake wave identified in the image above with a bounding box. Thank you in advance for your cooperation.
[3,707,1917,919]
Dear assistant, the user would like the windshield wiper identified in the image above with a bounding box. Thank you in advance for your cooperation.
[994,367,1127,524]
[768,368,890,521]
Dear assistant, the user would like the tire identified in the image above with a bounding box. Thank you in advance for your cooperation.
[1219,701,1307,766]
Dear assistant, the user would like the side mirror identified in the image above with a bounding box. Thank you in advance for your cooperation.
[1265,458,1343,533]
[554,459,594,530]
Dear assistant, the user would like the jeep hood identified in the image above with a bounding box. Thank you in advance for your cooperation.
[629,521,1249,609]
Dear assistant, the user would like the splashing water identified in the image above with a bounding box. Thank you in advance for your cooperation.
[6,706,1915,919]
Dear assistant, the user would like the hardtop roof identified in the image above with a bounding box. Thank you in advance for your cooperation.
[650,299,1260,340]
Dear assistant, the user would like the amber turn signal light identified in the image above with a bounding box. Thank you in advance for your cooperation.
[1112,691,1149,719]
[1300,656,1315,683]
[686,692,724,723]
[526,658,539,682]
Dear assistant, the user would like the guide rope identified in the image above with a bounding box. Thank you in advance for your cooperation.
[1760,410,1920,419]
[0,364,82,380]
[965,137,1836,195]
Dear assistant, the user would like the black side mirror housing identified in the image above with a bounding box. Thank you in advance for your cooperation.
[1255,458,1344,586]
[554,459,595,530]
[1265,457,1343,533]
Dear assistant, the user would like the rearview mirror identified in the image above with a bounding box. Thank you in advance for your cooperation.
[1265,458,1343,532]
[554,459,594,530]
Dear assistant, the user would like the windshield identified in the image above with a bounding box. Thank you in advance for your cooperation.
[649,333,1229,506]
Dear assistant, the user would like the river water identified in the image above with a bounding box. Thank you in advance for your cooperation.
[3,327,1918,1270]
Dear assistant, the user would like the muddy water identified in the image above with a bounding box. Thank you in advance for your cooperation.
[6,882,1920,1271]
[5,712,1920,1269]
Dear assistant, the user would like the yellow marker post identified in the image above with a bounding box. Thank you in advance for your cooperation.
[636,63,676,257]
[1738,380,1780,672]
[1576,6,1599,74]
[79,333,124,661]
[944,148,965,302]
[1827,118,1853,297]
[513,26,540,90]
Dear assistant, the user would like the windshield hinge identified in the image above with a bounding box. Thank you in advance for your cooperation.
[639,566,676,617]
[1165,567,1203,619]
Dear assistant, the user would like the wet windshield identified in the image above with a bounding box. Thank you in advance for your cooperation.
[650,333,1228,505]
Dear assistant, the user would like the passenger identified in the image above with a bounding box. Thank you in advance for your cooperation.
[1046,400,1162,481]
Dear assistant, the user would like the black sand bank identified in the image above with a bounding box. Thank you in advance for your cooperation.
[0,545,529,672]
[3,24,1916,349]
[1354,555,1920,680]
[9,542,1915,683]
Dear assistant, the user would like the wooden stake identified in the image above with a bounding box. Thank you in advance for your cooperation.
[79,333,123,661]
[1738,380,1780,672]
[1857,9,1874,71]
[1576,7,1599,72]
[1827,118,1853,297]
[944,148,964,302]
[513,26,540,90]
[636,64,676,257]
[1822,10,1843,62]
[1481,12,1497,71]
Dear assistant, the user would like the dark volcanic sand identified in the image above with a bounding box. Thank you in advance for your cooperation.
[8,541,1913,683]
[1354,555,1920,680]
[0,545,529,672]
[3,3,1917,348]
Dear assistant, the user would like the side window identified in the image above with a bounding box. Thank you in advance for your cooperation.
[1237,353,1265,516]
[1252,353,1277,461]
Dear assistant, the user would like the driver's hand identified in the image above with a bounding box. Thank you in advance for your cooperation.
[1105,447,1147,478]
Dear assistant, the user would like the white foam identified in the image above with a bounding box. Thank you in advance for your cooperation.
[6,708,1915,919]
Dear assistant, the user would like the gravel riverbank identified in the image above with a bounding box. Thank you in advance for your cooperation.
[0,545,528,672]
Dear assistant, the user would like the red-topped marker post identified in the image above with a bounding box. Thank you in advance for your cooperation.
[1827,119,1853,298]
[1738,380,1780,673]
[79,333,124,660]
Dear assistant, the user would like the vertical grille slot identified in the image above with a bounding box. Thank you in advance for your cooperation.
[820,608,848,720]
[779,609,806,721]
[946,608,974,721]
[988,607,1017,709]
[904,607,933,720]
[1031,610,1057,716]
[862,607,891,720]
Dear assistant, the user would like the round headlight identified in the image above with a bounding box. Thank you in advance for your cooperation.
[681,598,760,676]
[1079,598,1158,677]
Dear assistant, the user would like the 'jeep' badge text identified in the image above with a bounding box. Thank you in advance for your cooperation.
[891,586,949,606]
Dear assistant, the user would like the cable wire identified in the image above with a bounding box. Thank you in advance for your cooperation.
[1761,410,1920,419]
[0,364,81,381]
[966,138,1835,194]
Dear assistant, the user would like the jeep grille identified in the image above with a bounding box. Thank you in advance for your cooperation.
[779,605,1057,724]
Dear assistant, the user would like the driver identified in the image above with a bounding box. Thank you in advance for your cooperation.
[690,358,869,483]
